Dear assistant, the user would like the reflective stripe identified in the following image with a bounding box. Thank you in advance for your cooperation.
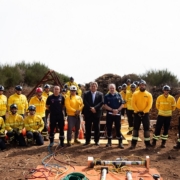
[132,136,138,140]
[158,110,172,116]
[129,127,133,131]
[144,137,150,141]
[161,134,168,140]
[178,139,180,143]
[153,134,160,140]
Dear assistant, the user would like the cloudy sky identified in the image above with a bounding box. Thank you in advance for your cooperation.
[0,0,180,84]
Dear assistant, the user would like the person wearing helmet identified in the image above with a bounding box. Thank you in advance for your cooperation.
[5,104,26,146]
[104,83,125,149]
[65,85,84,146]
[130,80,153,150]
[0,85,7,121]
[29,87,48,141]
[46,86,65,147]
[77,84,82,97]
[174,92,180,149]
[120,83,127,119]
[7,85,28,117]
[65,77,79,91]
[24,105,44,146]
[42,84,53,128]
[0,116,6,150]
[126,79,131,92]
[118,86,122,92]
[152,85,176,148]
[83,82,104,146]
[133,81,140,91]
[125,83,137,135]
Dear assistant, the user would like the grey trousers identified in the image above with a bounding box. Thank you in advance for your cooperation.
[67,115,80,141]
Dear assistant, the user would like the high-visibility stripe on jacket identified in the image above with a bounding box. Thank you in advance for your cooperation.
[5,113,24,131]
[0,117,5,135]
[24,115,44,132]
[29,96,47,117]
[131,90,153,113]
[156,94,176,116]
[125,91,134,110]
[120,91,127,108]
[65,95,84,116]
[8,93,28,114]
[0,94,7,116]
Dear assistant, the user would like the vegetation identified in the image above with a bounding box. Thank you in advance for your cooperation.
[0,61,69,89]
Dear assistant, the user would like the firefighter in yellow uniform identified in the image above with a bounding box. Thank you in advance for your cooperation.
[126,79,131,93]
[120,83,127,118]
[29,87,48,141]
[0,85,7,121]
[174,95,180,149]
[42,84,53,121]
[0,117,6,150]
[65,77,79,90]
[130,80,153,150]
[8,85,28,117]
[152,85,176,148]
[77,84,82,97]
[65,85,84,146]
[125,83,136,135]
[24,105,44,146]
[6,104,26,146]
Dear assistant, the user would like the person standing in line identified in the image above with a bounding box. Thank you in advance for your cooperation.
[125,83,136,135]
[104,83,124,149]
[77,84,83,97]
[152,85,176,148]
[65,85,84,146]
[8,85,28,117]
[130,80,153,150]
[46,86,65,147]
[126,79,131,93]
[120,83,127,118]
[0,85,7,121]
[29,87,48,141]
[83,82,104,146]
[42,84,53,124]
[24,105,44,146]
[174,93,180,149]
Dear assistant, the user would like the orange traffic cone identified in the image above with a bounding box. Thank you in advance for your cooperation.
[78,128,84,139]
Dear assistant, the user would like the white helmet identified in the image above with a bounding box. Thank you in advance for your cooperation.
[70,85,77,91]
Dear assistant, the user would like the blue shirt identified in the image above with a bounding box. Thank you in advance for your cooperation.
[104,93,124,109]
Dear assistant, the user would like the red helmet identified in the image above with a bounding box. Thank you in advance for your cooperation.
[36,87,43,93]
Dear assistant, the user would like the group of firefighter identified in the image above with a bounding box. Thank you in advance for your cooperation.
[0,76,180,151]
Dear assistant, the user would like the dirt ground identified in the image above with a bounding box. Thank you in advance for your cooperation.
[0,127,179,180]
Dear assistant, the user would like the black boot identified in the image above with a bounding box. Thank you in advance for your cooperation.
[106,138,111,147]
[60,138,64,147]
[161,140,166,148]
[118,139,124,149]
[152,139,156,148]
[173,142,180,149]
[145,141,152,150]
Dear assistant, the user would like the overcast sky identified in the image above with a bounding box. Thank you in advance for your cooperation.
[0,0,180,84]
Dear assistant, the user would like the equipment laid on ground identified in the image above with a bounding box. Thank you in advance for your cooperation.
[87,156,150,169]
[153,174,160,180]
[100,167,108,180]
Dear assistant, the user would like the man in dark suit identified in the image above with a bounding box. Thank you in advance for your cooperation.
[83,82,104,146]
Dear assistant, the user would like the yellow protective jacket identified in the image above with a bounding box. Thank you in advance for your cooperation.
[65,95,84,116]
[66,81,79,91]
[0,117,5,136]
[120,91,127,108]
[42,91,53,98]
[24,114,44,132]
[131,90,153,113]
[125,91,134,110]
[8,93,28,115]
[135,87,140,91]
[77,89,82,97]
[29,96,47,117]
[5,113,24,132]
[156,94,176,116]
[0,94,7,116]
[126,85,131,93]
[177,97,180,110]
